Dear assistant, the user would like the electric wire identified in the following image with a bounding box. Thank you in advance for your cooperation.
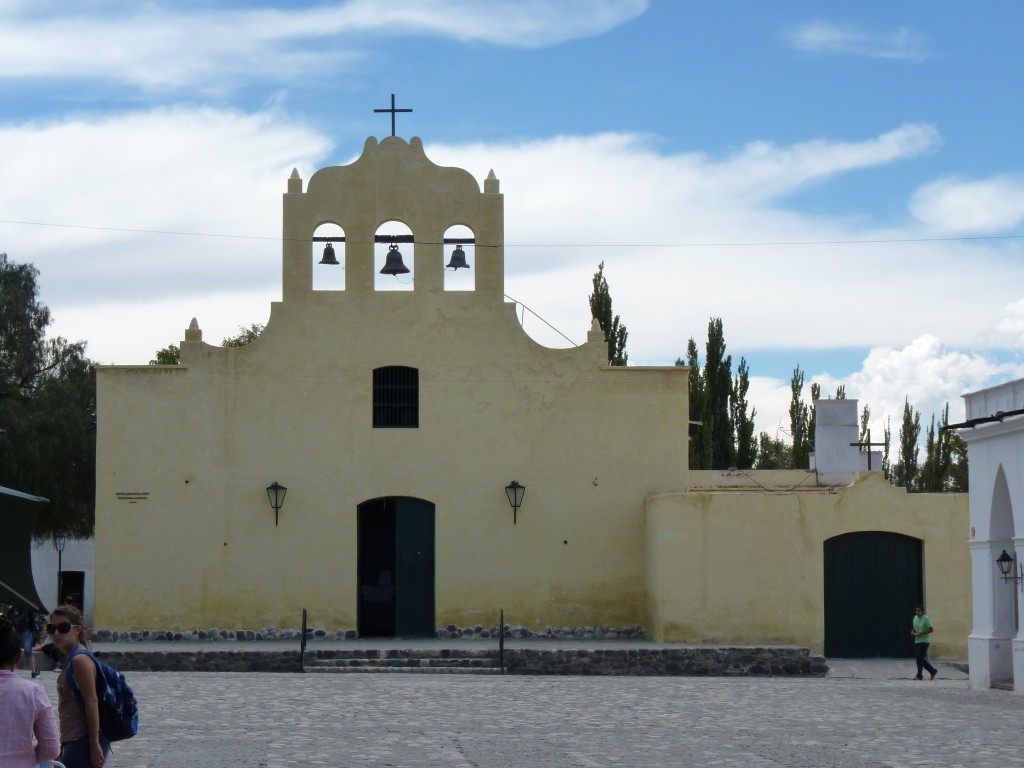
[1,218,1022,248]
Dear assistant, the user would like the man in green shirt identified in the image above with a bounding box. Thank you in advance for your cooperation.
[912,604,937,680]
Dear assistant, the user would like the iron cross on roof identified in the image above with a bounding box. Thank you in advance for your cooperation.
[850,428,887,471]
[374,94,412,137]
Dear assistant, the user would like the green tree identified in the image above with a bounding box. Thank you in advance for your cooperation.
[754,431,791,469]
[151,322,265,364]
[891,397,921,490]
[150,344,180,365]
[946,428,969,492]
[915,403,970,493]
[679,318,735,469]
[588,262,627,366]
[223,323,265,347]
[788,366,812,470]
[0,253,96,537]
[882,416,892,478]
[859,404,871,444]
[681,338,702,469]
[731,357,757,469]
[918,405,951,492]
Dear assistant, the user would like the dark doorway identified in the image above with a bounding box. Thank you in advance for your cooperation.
[59,571,85,614]
[824,532,923,658]
[357,497,435,638]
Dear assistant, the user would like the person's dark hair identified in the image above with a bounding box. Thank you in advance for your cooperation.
[0,617,23,666]
[915,604,925,611]
[50,604,90,648]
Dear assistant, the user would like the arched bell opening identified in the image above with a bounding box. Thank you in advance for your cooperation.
[312,222,345,291]
[443,224,475,292]
[374,221,414,292]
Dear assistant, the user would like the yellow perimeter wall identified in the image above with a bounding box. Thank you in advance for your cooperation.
[646,472,970,658]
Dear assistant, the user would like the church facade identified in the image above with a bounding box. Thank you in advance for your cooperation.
[94,135,970,657]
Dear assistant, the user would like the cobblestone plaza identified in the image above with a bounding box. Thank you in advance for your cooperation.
[28,666,1024,768]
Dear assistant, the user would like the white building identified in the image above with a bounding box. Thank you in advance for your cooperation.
[957,379,1024,691]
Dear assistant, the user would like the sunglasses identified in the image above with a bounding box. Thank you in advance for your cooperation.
[46,621,77,635]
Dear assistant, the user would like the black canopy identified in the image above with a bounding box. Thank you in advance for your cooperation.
[0,485,49,612]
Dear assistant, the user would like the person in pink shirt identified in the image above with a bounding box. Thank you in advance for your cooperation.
[0,613,60,767]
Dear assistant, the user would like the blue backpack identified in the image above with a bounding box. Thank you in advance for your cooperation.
[67,647,139,742]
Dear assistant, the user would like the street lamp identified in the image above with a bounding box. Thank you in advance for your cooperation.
[54,531,67,606]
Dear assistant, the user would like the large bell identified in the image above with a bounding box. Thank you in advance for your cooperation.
[380,243,410,275]
[445,244,470,270]
[319,243,339,265]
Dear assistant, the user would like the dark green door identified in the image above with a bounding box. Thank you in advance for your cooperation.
[395,498,435,637]
[357,497,435,638]
[824,532,922,658]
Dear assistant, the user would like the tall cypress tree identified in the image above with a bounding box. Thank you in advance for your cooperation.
[731,357,757,469]
[892,397,922,490]
[588,262,628,366]
[679,318,735,469]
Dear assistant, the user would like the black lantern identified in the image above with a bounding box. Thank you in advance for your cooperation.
[505,481,525,525]
[266,482,288,527]
[996,549,1023,591]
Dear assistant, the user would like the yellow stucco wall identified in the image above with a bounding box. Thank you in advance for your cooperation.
[94,137,689,632]
[646,472,971,657]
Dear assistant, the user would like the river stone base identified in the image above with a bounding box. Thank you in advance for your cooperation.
[89,645,827,676]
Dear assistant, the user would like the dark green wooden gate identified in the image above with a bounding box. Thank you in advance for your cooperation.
[357,497,435,638]
[824,532,922,658]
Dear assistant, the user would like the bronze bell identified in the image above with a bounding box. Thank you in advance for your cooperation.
[445,244,470,270]
[380,243,410,275]
[319,243,339,265]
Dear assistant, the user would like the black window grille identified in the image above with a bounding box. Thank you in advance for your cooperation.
[373,366,419,428]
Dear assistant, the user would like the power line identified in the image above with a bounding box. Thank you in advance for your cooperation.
[1,218,1022,248]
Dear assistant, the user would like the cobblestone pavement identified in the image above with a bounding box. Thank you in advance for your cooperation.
[27,667,1022,768]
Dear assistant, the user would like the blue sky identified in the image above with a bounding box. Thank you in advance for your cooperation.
[2,0,1023,442]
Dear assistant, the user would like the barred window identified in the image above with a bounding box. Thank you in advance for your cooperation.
[373,366,419,428]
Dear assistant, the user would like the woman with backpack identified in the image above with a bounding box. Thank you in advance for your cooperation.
[47,606,110,768]
[0,614,60,767]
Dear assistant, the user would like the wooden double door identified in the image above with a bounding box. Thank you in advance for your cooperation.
[357,497,435,638]
[824,532,923,658]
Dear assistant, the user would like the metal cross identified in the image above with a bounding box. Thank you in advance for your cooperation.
[374,94,412,137]
[850,428,887,471]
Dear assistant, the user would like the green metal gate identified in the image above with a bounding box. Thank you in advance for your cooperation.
[824,532,922,658]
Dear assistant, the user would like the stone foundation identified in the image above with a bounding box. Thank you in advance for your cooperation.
[86,645,826,676]
[92,623,646,643]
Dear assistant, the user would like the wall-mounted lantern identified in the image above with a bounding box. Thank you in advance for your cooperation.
[267,482,288,527]
[505,481,525,525]
[996,550,1023,592]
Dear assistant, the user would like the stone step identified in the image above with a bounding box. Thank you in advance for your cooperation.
[304,665,504,674]
[303,656,502,673]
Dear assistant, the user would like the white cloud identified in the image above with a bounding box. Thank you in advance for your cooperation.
[810,336,1018,439]
[0,105,332,326]
[0,0,648,90]
[747,336,1022,452]
[5,108,1024,453]
[990,298,1024,347]
[909,176,1024,234]
[789,21,929,61]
